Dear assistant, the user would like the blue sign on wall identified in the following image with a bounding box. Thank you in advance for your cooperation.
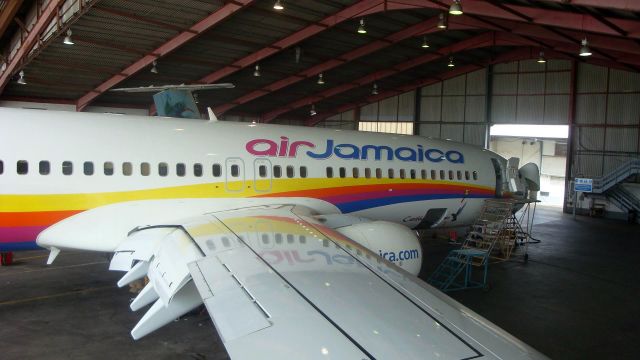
[574,178,593,192]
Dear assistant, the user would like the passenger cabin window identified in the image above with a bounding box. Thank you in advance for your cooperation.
[273,165,282,178]
[326,167,333,178]
[352,168,359,178]
[364,168,371,179]
[439,170,445,180]
[176,163,186,177]
[421,169,426,179]
[258,165,267,178]
[212,164,221,177]
[17,160,28,175]
[141,162,150,176]
[104,162,114,176]
[465,171,470,180]
[431,170,436,180]
[194,163,203,177]
[0,160,3,174]
[448,170,454,180]
[123,162,132,176]
[473,171,478,180]
[388,169,394,179]
[410,169,416,179]
[286,165,294,178]
[84,162,94,176]
[457,170,462,180]
[159,162,168,177]
[63,161,73,175]
[376,168,382,179]
[339,167,346,178]
[399,169,406,179]
[231,164,239,177]
[39,161,50,175]
[300,166,307,178]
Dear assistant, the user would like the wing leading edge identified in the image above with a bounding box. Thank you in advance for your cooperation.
[109,205,548,359]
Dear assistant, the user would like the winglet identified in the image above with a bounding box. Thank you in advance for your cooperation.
[47,247,61,265]
[207,107,218,122]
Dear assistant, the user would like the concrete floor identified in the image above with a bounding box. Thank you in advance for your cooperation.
[1,206,638,359]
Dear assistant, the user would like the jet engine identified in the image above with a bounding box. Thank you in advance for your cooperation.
[315,214,422,275]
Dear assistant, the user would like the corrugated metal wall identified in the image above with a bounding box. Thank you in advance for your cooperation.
[572,63,640,179]
[416,68,487,146]
[491,59,571,125]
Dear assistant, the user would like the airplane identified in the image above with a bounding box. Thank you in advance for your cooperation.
[0,103,546,358]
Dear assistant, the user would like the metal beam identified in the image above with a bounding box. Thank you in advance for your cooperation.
[545,0,640,13]
[0,0,24,38]
[359,1,640,39]
[0,0,65,94]
[196,0,386,85]
[261,32,531,123]
[75,0,255,111]
[213,15,443,116]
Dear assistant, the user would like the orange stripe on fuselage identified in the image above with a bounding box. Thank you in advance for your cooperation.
[0,210,82,227]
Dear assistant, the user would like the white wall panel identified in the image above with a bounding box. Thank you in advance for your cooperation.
[443,76,466,95]
[441,96,465,122]
[441,124,464,142]
[466,69,486,95]
[544,95,569,124]
[464,96,486,122]
[419,123,441,138]
[608,68,640,92]
[492,74,517,94]
[378,96,398,121]
[490,96,516,123]
[463,124,487,146]
[420,97,441,122]
[398,91,415,121]
[517,96,545,123]
[422,82,442,96]
[577,63,607,93]
[545,72,570,94]
[518,73,545,94]
[360,102,378,121]
[605,128,638,152]
[606,94,640,125]
[577,127,605,151]
[575,94,606,124]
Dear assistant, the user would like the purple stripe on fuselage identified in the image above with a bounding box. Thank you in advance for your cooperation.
[322,189,465,204]
[0,226,48,243]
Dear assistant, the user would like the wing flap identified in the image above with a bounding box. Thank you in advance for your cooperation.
[188,256,271,342]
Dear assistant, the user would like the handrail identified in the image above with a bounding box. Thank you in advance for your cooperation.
[590,159,640,193]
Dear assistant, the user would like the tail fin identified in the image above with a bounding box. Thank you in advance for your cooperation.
[152,89,199,119]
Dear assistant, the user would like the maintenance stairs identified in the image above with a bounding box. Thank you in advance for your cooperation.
[586,159,640,222]
[428,199,519,292]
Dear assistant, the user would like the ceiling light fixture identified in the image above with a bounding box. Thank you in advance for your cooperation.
[437,13,447,29]
[579,38,592,57]
[537,51,546,63]
[63,29,74,45]
[273,0,284,10]
[310,104,317,116]
[447,56,455,67]
[372,83,378,95]
[421,36,429,48]
[317,73,325,85]
[17,70,26,85]
[357,18,367,34]
[449,0,463,15]
[150,60,158,74]
[253,63,261,77]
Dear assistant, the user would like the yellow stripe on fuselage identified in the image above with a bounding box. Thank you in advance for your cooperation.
[0,178,494,212]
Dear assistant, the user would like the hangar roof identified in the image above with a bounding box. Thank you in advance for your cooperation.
[1,0,639,123]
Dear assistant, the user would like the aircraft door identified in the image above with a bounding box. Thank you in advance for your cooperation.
[225,158,245,192]
[254,159,272,192]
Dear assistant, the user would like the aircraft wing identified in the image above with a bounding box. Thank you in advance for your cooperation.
[108,204,547,359]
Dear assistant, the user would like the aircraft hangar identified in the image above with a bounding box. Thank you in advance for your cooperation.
[0,1,639,359]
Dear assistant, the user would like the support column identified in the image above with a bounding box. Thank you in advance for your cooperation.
[564,60,578,213]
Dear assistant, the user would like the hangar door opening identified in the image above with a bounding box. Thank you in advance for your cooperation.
[490,125,568,206]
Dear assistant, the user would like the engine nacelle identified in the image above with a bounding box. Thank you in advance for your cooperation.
[334,221,422,275]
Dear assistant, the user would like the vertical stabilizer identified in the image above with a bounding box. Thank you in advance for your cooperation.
[153,89,199,119]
